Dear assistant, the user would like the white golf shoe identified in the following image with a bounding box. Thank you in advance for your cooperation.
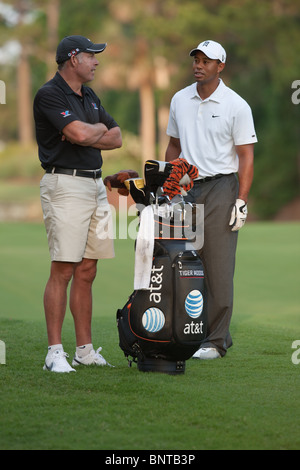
[192,347,221,360]
[43,349,76,373]
[72,347,114,367]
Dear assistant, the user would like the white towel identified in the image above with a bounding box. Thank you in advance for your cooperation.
[134,205,155,290]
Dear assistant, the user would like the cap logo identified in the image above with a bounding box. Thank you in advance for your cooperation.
[68,48,80,58]
[203,41,210,47]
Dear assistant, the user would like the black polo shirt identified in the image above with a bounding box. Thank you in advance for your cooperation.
[33,72,119,170]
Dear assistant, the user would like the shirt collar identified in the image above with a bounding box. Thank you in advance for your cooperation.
[191,79,226,103]
[53,71,86,97]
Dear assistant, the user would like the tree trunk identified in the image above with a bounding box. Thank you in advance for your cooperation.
[158,105,169,161]
[46,0,60,80]
[139,81,156,165]
[17,49,33,144]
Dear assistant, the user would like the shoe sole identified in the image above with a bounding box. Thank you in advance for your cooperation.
[192,354,221,360]
[72,356,110,367]
[72,360,107,367]
[43,363,76,373]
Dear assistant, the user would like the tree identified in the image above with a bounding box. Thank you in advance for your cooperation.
[216,0,300,217]
[45,0,60,80]
[0,0,37,144]
[0,0,299,217]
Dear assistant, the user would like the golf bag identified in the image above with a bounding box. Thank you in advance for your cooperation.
[116,160,207,374]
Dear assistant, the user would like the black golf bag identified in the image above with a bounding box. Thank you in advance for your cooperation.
[116,160,207,374]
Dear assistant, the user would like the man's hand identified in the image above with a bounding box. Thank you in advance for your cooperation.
[229,199,248,231]
[62,121,108,146]
[92,126,122,150]
[61,122,122,150]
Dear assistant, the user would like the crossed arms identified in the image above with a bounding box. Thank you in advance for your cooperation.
[62,120,122,150]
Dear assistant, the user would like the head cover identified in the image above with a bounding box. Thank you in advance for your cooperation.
[56,35,107,64]
[189,40,226,63]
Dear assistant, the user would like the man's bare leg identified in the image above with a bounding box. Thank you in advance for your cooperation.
[69,258,98,346]
[44,261,74,346]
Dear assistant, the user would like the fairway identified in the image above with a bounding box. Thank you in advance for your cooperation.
[0,221,299,450]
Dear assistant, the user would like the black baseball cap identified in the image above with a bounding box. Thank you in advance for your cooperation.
[56,35,107,64]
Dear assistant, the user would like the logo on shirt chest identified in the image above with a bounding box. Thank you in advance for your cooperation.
[61,110,71,118]
[91,102,98,110]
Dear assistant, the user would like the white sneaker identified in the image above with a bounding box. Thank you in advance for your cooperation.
[192,347,221,360]
[72,347,114,367]
[43,349,76,373]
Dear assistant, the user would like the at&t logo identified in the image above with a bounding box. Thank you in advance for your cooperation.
[149,265,163,304]
[183,290,204,335]
[142,308,165,333]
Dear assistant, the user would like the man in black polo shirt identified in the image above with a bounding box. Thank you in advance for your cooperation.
[34,35,122,373]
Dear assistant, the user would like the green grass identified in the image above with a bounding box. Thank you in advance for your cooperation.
[0,222,299,450]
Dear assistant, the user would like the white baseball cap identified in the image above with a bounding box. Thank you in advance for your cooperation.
[189,40,226,63]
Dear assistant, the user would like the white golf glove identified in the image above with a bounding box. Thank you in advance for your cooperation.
[229,199,248,231]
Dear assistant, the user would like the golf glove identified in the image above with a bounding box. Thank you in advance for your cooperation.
[229,199,248,231]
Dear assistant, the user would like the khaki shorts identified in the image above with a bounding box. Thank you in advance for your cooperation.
[40,173,115,262]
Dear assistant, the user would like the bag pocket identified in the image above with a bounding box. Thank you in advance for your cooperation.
[173,251,207,345]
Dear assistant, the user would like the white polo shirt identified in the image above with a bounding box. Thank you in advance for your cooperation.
[166,79,258,178]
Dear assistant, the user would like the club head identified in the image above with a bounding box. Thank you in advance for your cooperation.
[144,160,173,194]
[127,179,148,206]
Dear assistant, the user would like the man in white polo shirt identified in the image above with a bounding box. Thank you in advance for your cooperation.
[165,40,257,360]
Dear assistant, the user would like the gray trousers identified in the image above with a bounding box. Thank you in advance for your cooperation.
[185,174,239,356]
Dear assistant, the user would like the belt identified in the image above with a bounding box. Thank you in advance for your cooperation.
[45,167,102,179]
[194,173,232,184]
